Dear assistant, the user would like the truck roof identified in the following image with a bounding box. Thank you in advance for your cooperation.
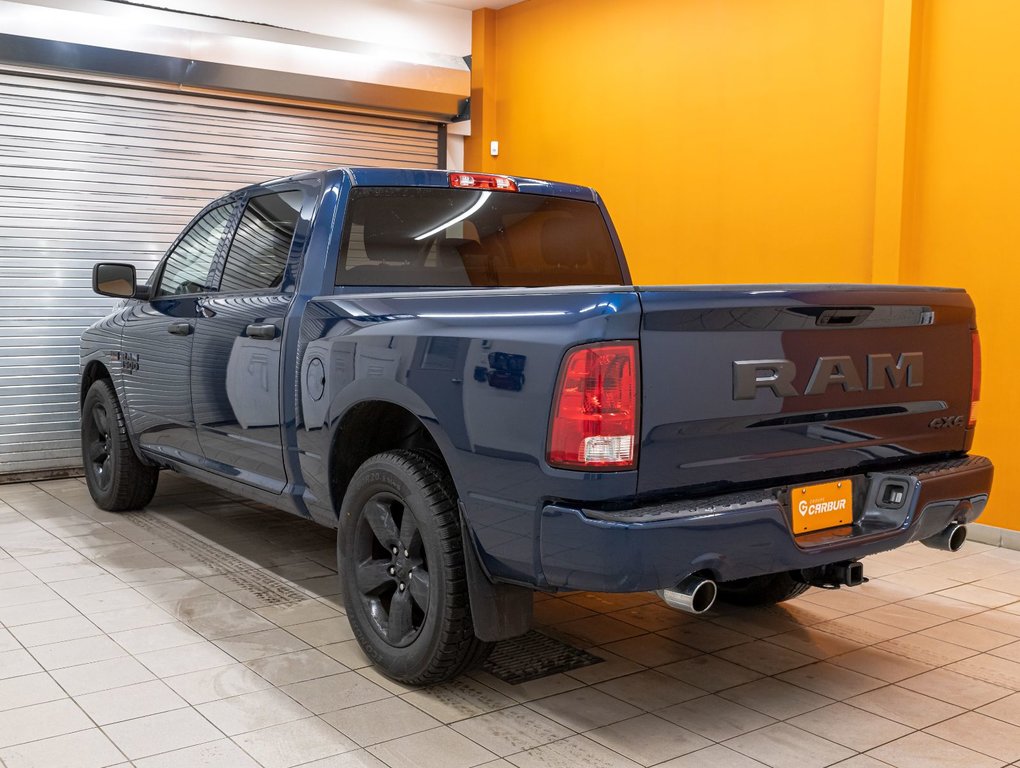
[243,167,600,202]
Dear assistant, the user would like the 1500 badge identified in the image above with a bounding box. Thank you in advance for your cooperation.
[112,351,140,374]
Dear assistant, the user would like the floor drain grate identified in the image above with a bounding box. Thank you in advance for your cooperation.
[484,630,603,685]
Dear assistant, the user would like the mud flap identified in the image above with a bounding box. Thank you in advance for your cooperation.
[460,516,533,642]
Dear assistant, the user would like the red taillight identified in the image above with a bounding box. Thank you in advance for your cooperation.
[548,342,639,470]
[969,330,981,428]
[448,172,517,191]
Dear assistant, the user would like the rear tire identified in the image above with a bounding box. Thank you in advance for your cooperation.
[716,571,810,607]
[81,378,159,511]
[338,449,492,685]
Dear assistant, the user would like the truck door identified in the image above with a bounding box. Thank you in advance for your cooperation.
[191,189,305,493]
[119,201,239,462]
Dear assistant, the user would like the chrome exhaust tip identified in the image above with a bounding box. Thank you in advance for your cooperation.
[922,523,968,552]
[658,576,718,615]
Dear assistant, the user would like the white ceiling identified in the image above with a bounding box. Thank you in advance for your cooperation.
[425,0,524,9]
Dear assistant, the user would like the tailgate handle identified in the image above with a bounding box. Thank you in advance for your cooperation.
[815,308,872,327]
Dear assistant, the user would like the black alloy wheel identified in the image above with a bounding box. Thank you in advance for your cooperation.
[352,491,431,647]
[83,399,114,495]
[339,449,491,684]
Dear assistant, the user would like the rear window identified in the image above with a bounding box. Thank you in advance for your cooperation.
[336,187,624,288]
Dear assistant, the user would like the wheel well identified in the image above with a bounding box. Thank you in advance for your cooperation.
[80,362,112,407]
[329,401,450,517]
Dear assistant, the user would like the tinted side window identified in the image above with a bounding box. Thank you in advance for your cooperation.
[156,202,237,297]
[219,191,302,292]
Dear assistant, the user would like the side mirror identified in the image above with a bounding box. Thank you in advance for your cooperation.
[93,263,148,299]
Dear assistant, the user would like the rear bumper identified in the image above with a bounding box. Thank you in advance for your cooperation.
[538,454,993,591]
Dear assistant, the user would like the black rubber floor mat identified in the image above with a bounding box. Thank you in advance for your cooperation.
[484,630,603,685]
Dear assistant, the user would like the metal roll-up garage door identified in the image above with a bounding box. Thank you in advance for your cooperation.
[0,69,441,477]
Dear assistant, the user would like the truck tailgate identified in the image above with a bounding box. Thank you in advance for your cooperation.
[637,285,976,496]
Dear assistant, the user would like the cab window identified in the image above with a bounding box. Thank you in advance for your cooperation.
[219,191,303,292]
[155,202,238,297]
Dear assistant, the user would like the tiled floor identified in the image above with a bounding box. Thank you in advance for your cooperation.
[0,475,1019,768]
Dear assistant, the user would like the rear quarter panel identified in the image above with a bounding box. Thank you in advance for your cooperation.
[295,288,641,584]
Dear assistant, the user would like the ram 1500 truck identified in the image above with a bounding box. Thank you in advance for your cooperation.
[81,168,994,684]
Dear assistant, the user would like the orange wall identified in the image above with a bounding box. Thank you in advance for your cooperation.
[468,0,1019,531]
[900,0,1020,531]
[468,0,884,285]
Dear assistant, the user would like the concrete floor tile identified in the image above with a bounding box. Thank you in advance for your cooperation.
[401,678,515,724]
[245,648,349,686]
[50,656,155,696]
[0,727,125,768]
[587,713,711,766]
[776,661,885,699]
[110,620,204,654]
[525,687,642,731]
[847,685,965,729]
[164,663,272,705]
[282,672,390,715]
[325,696,442,747]
[594,669,704,711]
[0,648,42,677]
[718,677,834,720]
[76,679,188,725]
[829,645,935,682]
[9,616,103,647]
[368,726,496,768]
[233,717,357,768]
[135,641,236,677]
[725,722,855,768]
[600,633,700,667]
[29,635,126,670]
[657,693,775,741]
[656,744,769,768]
[925,711,1020,762]
[898,668,1013,709]
[716,641,817,676]
[788,702,912,752]
[102,707,224,760]
[868,731,1004,768]
[214,627,310,662]
[132,739,261,768]
[0,699,93,748]
[656,620,751,653]
[658,654,762,692]
[450,704,572,757]
[0,672,66,711]
[979,691,1020,727]
[196,688,312,736]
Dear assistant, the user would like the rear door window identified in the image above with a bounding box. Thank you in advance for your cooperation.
[336,187,624,288]
[219,190,303,292]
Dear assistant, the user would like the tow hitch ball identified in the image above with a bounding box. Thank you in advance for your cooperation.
[796,560,866,590]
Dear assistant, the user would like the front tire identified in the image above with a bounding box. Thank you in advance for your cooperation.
[338,449,491,685]
[81,378,158,511]
[716,571,810,607]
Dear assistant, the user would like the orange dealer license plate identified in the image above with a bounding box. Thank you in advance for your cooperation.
[791,479,853,534]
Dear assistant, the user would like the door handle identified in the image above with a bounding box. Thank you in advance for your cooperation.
[245,323,278,340]
[167,321,193,336]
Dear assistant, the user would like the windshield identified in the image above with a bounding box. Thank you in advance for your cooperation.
[336,187,624,288]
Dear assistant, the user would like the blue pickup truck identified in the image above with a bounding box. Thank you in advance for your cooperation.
[81,167,993,684]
